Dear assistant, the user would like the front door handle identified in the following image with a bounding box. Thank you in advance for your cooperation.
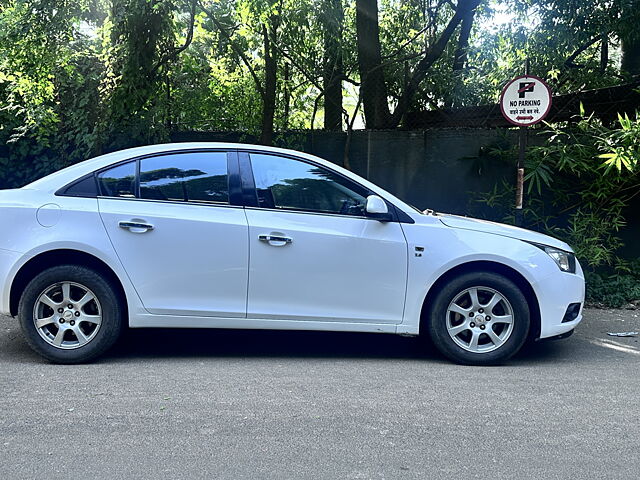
[258,234,292,246]
[119,221,154,233]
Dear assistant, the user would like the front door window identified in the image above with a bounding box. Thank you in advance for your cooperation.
[251,153,368,217]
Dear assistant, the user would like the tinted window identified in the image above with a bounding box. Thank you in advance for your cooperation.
[61,175,98,198]
[97,162,136,198]
[139,152,229,204]
[250,154,368,216]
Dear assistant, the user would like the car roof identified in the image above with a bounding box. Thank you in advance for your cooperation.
[24,142,416,214]
[25,143,295,191]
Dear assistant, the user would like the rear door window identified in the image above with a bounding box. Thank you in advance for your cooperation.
[97,162,136,198]
[139,152,229,204]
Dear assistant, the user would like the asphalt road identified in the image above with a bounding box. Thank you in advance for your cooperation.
[1,309,639,480]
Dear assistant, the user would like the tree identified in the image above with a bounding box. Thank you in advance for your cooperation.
[2,0,640,172]
[621,0,640,76]
[355,0,391,128]
[355,0,482,129]
[199,0,284,145]
[0,0,106,187]
[321,0,344,130]
[261,12,280,145]
[102,0,178,149]
[447,0,477,107]
[0,0,93,142]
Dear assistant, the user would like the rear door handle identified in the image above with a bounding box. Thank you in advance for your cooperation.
[119,221,154,233]
[258,234,292,246]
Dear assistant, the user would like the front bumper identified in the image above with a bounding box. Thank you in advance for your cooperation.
[534,260,586,339]
[538,329,574,342]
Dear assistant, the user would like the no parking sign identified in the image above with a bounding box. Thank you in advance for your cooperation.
[500,75,552,126]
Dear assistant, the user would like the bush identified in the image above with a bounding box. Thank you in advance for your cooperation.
[586,267,640,308]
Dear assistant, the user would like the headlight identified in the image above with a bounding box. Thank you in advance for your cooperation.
[533,244,576,273]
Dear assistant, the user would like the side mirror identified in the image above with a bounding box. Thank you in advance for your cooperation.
[365,195,392,221]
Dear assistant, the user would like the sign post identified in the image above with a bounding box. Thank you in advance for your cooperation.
[500,70,552,226]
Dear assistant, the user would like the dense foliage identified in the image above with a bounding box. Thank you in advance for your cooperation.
[586,265,640,308]
[2,0,639,170]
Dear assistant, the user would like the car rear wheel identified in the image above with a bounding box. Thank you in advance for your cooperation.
[18,265,124,363]
[427,271,530,365]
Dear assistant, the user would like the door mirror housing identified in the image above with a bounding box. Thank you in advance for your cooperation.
[365,195,391,221]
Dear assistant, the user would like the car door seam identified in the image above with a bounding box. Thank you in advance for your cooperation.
[243,207,250,319]
[96,198,149,314]
[398,222,412,331]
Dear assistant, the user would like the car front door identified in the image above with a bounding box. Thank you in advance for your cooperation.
[97,150,249,318]
[243,152,408,325]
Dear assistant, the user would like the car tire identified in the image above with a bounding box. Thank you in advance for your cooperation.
[427,271,530,366]
[18,265,124,364]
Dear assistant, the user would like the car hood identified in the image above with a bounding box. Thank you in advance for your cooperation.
[437,213,573,252]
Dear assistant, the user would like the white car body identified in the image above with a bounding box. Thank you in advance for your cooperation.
[0,143,584,351]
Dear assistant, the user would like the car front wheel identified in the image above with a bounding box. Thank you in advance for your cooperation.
[427,271,530,365]
[18,265,124,363]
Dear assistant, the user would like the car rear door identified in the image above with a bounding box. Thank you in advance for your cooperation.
[97,150,249,318]
[242,151,408,325]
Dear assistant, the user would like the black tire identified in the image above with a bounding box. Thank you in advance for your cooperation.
[18,265,124,364]
[426,271,530,366]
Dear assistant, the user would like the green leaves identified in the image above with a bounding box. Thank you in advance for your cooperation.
[471,110,639,273]
[527,111,639,270]
[597,113,640,173]
[585,266,640,307]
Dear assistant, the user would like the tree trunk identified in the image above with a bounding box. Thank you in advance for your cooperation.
[600,33,608,74]
[389,0,480,127]
[446,1,476,108]
[452,5,475,73]
[621,36,640,76]
[260,21,278,145]
[283,61,290,129]
[621,41,640,76]
[322,0,344,131]
[621,0,640,76]
[356,0,391,129]
[164,74,171,131]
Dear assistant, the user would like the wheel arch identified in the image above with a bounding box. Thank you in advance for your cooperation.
[10,249,128,318]
[419,260,541,341]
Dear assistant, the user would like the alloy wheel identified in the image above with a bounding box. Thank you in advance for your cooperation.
[32,282,102,350]
[445,286,514,353]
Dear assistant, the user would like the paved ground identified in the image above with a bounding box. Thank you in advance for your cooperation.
[1,309,639,480]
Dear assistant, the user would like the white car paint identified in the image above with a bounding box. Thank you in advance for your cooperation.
[437,213,570,250]
[98,197,249,317]
[0,143,585,342]
[245,208,407,324]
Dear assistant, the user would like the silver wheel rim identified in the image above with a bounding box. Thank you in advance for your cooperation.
[33,282,102,350]
[446,286,514,354]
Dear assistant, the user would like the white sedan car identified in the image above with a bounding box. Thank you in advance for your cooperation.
[0,143,584,364]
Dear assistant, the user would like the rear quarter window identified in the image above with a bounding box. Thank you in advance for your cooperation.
[58,175,99,198]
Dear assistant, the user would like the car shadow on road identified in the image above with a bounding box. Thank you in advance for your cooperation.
[110,328,437,361]
[102,327,577,365]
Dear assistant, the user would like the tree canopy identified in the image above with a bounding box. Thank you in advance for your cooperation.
[0,0,639,183]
